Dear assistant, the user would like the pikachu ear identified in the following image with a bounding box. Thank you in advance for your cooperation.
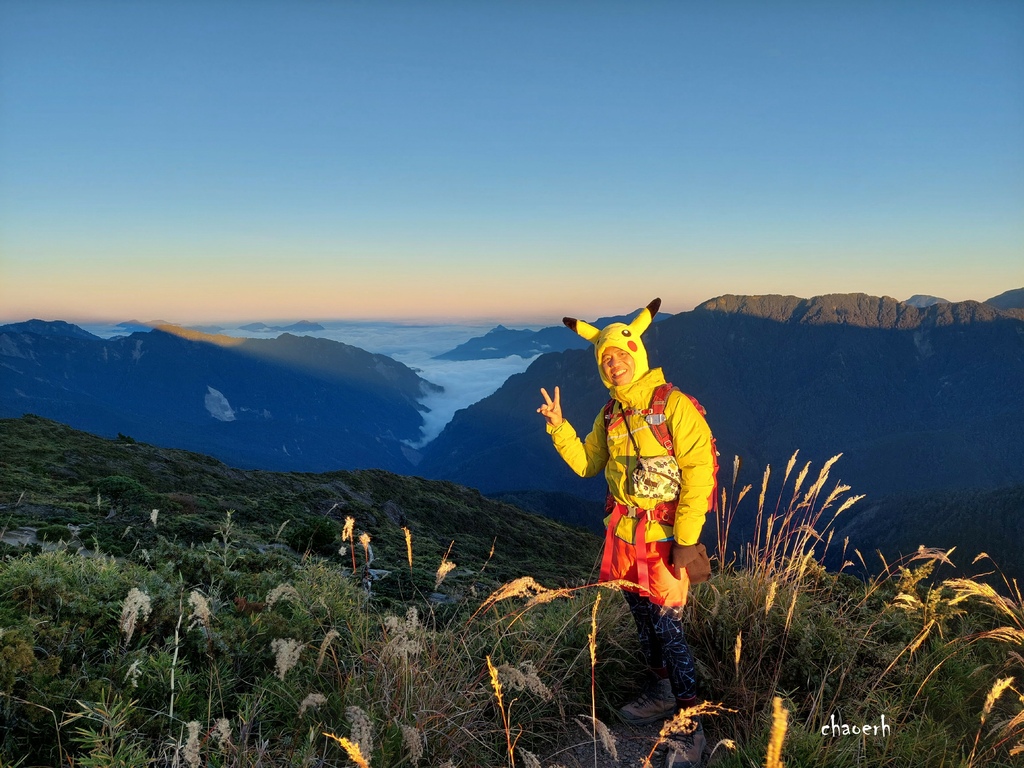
[563,316,601,344]
[627,298,661,336]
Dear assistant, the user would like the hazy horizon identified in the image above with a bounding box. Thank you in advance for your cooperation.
[4,284,1021,329]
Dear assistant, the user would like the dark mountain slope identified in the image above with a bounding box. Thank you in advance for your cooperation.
[417,295,1024,514]
[0,323,439,473]
[831,484,1024,581]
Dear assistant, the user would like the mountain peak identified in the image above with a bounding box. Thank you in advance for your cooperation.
[904,294,950,308]
[0,320,100,340]
[985,288,1024,311]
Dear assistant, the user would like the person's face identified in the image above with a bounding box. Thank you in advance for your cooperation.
[600,346,635,386]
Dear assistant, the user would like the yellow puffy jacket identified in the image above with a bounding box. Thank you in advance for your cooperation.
[547,367,717,546]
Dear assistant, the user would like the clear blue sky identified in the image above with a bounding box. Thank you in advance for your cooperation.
[1,1,1022,323]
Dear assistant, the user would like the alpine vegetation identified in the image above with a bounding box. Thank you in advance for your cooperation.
[1,417,1023,765]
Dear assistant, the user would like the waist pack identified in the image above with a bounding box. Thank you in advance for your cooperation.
[631,454,681,501]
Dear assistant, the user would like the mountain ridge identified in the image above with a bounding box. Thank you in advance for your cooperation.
[696,292,1024,328]
[417,292,1024,517]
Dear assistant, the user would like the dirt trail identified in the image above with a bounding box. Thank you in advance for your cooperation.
[549,719,729,768]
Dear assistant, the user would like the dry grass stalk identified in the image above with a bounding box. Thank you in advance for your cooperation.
[518,748,542,768]
[435,540,457,589]
[402,526,413,570]
[186,590,212,632]
[323,733,370,768]
[758,464,771,512]
[212,718,232,749]
[784,590,798,633]
[734,631,743,677]
[644,702,735,764]
[183,721,201,768]
[819,482,851,512]
[475,577,546,616]
[498,661,553,700]
[765,696,789,768]
[359,532,372,566]
[982,677,1014,724]
[299,693,327,716]
[265,583,299,608]
[574,715,618,760]
[119,588,152,645]
[481,536,497,572]
[588,592,602,767]
[316,629,340,671]
[346,706,374,761]
[343,516,356,572]
[765,581,778,615]
[946,577,1023,629]
[271,638,303,680]
[383,607,423,664]
[524,586,574,608]
[790,461,811,505]
[486,655,514,766]
[473,576,587,619]
[969,677,1017,765]
[400,724,424,766]
[782,451,798,488]
[435,558,456,589]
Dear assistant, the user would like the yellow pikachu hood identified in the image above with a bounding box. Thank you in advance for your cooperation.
[563,298,661,389]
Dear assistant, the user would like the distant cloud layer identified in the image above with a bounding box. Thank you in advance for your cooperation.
[403,355,538,448]
[309,322,540,447]
[315,324,540,446]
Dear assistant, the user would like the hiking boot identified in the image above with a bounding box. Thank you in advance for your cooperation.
[663,720,706,768]
[618,676,676,725]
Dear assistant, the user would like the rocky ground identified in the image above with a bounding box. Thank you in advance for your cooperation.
[547,718,732,768]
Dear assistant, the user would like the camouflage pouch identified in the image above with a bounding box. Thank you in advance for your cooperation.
[631,455,681,501]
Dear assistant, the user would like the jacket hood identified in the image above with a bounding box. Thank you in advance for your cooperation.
[563,298,661,389]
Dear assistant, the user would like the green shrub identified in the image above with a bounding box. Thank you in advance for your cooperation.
[286,517,338,555]
[92,475,147,510]
[35,523,74,543]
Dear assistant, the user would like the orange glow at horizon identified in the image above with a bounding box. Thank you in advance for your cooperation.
[0,259,699,325]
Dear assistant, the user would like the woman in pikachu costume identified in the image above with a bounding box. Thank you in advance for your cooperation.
[537,298,718,768]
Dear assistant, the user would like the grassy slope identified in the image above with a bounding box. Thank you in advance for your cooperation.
[1,414,602,594]
[2,415,1023,767]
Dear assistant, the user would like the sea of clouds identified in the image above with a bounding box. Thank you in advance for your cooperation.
[83,320,545,447]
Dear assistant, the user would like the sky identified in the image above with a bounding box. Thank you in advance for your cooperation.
[1,0,1022,325]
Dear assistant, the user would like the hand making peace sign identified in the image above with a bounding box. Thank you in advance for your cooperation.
[537,386,564,428]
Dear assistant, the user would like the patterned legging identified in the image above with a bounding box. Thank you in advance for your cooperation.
[623,591,698,701]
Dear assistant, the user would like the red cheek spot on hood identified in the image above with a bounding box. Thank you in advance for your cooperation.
[627,341,638,352]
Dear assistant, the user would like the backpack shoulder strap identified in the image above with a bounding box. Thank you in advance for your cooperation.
[647,383,678,453]
[602,398,617,428]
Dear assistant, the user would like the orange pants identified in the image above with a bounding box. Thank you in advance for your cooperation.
[600,503,690,607]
